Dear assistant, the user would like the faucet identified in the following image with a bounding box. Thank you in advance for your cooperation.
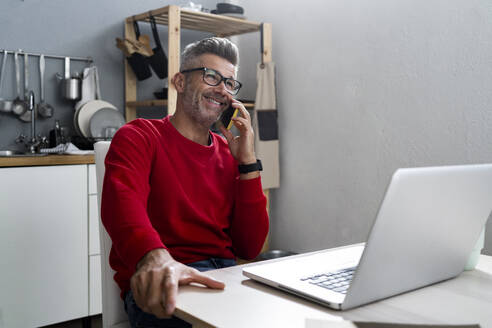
[18,91,47,154]
[29,91,36,150]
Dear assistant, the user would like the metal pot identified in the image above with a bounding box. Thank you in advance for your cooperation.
[60,57,80,101]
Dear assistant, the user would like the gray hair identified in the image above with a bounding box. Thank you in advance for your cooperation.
[180,37,239,71]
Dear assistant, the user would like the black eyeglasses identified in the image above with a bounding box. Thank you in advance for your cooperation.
[180,67,242,95]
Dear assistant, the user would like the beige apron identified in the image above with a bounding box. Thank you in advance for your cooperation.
[253,62,279,189]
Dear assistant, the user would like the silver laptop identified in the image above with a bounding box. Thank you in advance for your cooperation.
[243,164,492,310]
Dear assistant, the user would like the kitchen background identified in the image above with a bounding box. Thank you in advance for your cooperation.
[1,0,492,256]
[0,0,222,151]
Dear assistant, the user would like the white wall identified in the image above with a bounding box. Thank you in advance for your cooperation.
[236,0,492,254]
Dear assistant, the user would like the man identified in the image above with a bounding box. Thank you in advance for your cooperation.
[101,37,269,327]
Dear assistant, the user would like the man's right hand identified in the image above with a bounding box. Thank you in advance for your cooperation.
[130,248,225,318]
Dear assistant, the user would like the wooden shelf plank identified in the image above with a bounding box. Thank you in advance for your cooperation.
[127,6,261,36]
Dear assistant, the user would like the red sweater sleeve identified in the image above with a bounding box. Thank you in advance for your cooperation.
[230,177,269,260]
[101,120,165,271]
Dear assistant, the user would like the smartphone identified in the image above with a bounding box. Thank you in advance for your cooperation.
[218,104,239,130]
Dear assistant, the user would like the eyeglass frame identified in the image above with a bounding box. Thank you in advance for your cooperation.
[180,67,242,95]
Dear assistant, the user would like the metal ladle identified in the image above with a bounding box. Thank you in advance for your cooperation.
[19,53,32,122]
[12,51,27,116]
[37,55,53,118]
[0,50,13,113]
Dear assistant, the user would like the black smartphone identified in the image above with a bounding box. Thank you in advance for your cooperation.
[218,104,239,130]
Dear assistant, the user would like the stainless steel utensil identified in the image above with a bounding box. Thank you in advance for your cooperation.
[37,55,54,118]
[19,53,32,122]
[61,57,80,100]
[0,150,25,156]
[0,50,13,113]
[28,90,36,139]
[12,51,27,116]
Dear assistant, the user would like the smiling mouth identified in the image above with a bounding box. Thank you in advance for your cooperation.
[204,95,226,107]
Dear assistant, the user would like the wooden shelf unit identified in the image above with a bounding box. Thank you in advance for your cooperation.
[124,5,271,121]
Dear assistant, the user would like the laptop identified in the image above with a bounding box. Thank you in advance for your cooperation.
[243,164,492,310]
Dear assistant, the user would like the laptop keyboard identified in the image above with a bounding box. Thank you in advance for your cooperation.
[301,267,356,294]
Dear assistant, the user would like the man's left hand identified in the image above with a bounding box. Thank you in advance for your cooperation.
[220,100,257,166]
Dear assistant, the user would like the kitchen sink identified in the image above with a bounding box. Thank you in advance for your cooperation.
[0,150,49,157]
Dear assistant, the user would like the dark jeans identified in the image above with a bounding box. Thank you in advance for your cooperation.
[124,258,236,328]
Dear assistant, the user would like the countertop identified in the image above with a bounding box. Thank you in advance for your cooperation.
[0,154,95,167]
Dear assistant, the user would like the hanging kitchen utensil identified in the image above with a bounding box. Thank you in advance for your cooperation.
[60,57,81,101]
[38,55,54,118]
[12,51,27,116]
[0,50,13,113]
[74,65,119,138]
[148,14,168,79]
[125,19,152,81]
[19,53,32,122]
[74,66,99,136]
[27,90,36,132]
[75,66,98,112]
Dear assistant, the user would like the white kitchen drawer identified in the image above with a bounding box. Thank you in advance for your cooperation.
[89,194,101,256]
[89,255,103,315]
[88,164,97,195]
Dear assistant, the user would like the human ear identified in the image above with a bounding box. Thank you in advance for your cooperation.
[172,72,186,93]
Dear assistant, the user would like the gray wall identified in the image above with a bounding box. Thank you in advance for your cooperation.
[235,0,492,255]
[2,0,492,255]
[0,0,215,150]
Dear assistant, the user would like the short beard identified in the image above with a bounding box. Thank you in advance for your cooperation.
[182,83,222,130]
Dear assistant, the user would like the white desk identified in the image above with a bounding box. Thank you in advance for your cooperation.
[174,246,492,328]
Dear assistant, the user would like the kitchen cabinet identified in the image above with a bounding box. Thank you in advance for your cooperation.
[0,164,101,327]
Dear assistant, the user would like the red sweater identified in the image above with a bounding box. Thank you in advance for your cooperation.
[101,116,269,295]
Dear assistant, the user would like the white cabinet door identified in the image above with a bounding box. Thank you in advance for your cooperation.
[0,165,88,328]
